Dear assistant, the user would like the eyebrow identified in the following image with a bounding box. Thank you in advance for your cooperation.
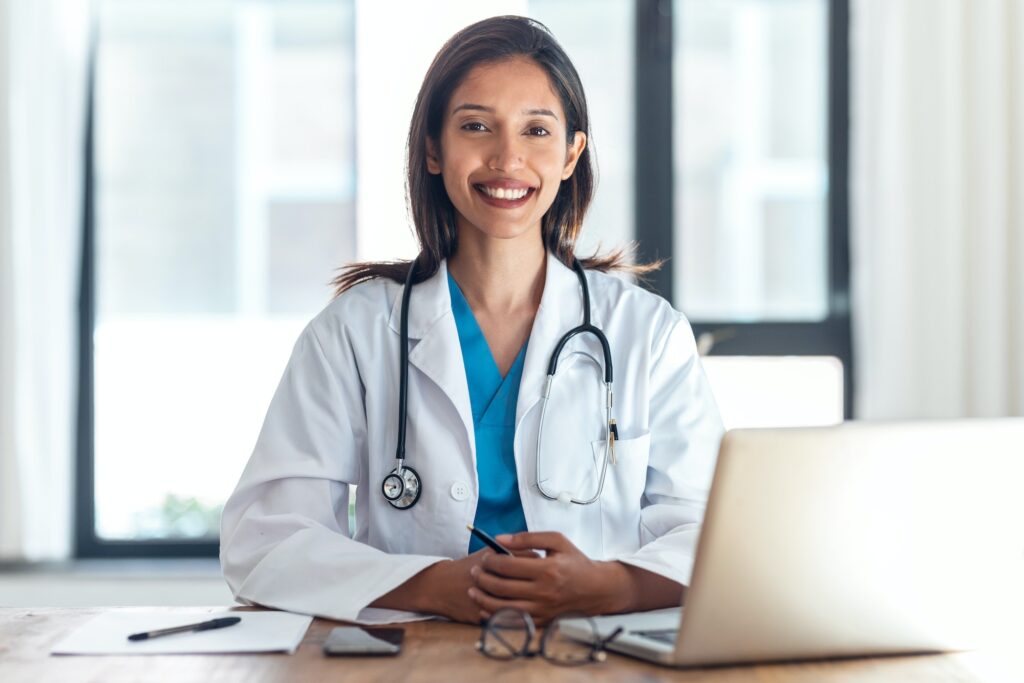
[451,103,559,120]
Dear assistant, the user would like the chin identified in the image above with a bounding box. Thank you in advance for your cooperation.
[481,226,537,241]
[460,217,539,242]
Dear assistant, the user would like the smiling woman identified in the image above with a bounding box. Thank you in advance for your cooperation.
[219,15,724,627]
[330,16,650,295]
[428,58,584,245]
[424,55,588,375]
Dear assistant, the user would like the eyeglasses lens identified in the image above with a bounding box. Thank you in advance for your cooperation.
[481,609,531,659]
[542,616,598,665]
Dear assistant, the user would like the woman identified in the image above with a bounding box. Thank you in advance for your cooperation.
[220,15,723,626]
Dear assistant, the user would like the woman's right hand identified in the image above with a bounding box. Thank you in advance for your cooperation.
[370,550,490,623]
[418,551,493,623]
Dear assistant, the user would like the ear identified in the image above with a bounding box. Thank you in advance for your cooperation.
[560,131,587,180]
[426,137,442,175]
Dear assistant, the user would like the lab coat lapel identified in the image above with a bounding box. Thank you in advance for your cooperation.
[387,260,475,456]
[515,253,600,430]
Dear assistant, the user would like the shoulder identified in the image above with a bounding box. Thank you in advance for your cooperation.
[306,276,400,347]
[585,268,673,315]
[585,268,693,355]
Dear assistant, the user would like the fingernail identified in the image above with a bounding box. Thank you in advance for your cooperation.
[496,534,511,542]
[470,566,478,577]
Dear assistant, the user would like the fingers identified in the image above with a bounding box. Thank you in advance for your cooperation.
[468,586,533,617]
[496,531,575,553]
[471,565,537,600]
[469,589,559,627]
[481,553,545,580]
[470,547,534,565]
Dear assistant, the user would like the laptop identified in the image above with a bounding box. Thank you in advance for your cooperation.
[562,419,1024,667]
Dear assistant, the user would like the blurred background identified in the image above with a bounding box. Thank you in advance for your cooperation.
[0,0,1021,600]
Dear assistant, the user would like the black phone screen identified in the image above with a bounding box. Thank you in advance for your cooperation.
[322,627,404,656]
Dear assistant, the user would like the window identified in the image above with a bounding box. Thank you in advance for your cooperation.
[636,0,850,429]
[528,0,635,254]
[77,0,848,556]
[78,0,355,556]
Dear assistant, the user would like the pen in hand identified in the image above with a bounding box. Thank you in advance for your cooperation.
[467,523,513,556]
[127,616,241,641]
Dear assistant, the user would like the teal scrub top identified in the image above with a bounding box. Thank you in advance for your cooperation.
[447,272,530,553]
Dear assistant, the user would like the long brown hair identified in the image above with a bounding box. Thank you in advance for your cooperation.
[331,15,659,295]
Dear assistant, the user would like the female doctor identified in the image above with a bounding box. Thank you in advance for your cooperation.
[220,16,724,625]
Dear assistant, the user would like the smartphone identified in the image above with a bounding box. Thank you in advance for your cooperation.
[322,627,404,656]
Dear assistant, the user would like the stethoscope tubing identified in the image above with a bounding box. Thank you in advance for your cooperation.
[387,255,616,509]
[394,259,417,474]
[534,376,615,505]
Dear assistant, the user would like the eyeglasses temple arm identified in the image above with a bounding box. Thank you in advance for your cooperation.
[597,626,624,649]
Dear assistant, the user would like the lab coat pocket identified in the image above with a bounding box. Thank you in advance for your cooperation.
[591,432,651,558]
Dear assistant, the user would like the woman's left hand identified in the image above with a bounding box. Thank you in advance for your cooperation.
[467,531,626,625]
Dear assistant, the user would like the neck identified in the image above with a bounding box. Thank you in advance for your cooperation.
[447,229,546,315]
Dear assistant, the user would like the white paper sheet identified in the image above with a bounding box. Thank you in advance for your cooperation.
[350,607,438,625]
[51,609,312,655]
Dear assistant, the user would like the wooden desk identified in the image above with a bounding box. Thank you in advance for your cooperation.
[1,607,1021,682]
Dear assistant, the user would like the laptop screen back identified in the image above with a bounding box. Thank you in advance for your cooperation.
[676,419,1024,666]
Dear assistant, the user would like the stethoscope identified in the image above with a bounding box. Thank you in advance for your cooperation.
[381,257,618,510]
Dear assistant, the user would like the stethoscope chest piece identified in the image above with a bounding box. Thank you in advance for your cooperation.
[382,465,422,509]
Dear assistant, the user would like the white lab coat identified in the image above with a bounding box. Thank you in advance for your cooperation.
[220,252,724,622]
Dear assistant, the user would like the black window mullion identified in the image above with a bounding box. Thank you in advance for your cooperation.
[634,0,674,300]
[828,0,854,418]
[689,320,849,358]
[74,20,97,559]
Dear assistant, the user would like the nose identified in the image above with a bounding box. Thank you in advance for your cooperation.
[487,131,525,172]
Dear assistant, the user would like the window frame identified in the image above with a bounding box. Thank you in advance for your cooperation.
[75,42,219,555]
[634,0,853,419]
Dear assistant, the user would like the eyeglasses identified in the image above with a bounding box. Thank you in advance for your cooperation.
[475,607,623,666]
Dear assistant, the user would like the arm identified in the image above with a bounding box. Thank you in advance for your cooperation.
[220,319,449,622]
[598,561,686,613]
[615,314,724,586]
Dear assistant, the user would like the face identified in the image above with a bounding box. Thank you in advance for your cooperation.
[425,57,586,245]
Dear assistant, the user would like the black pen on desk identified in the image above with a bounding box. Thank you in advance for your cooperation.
[127,616,241,642]
[467,523,513,556]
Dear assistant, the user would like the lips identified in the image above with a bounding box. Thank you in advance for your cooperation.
[473,184,535,208]
[475,180,532,196]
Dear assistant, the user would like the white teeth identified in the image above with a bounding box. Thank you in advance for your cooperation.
[479,185,529,200]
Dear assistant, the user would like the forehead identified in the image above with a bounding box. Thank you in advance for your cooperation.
[448,57,564,120]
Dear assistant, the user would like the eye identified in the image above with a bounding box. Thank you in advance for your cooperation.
[461,121,488,132]
[528,126,550,137]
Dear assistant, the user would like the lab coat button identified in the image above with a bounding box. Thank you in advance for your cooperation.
[450,482,470,501]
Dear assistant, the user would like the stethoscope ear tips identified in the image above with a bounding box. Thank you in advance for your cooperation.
[557,491,573,505]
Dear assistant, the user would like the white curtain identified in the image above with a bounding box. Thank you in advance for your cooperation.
[0,0,90,561]
[851,0,1024,419]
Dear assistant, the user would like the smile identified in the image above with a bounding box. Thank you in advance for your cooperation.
[473,184,535,207]
[475,184,531,200]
